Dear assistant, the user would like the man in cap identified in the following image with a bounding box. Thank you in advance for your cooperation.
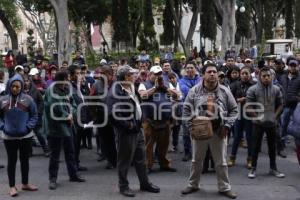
[108,65,160,197]
[280,59,300,151]
[138,65,180,173]
[14,65,24,75]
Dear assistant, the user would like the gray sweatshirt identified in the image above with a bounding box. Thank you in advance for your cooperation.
[246,80,283,127]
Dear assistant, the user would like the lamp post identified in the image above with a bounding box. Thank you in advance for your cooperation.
[235,0,245,13]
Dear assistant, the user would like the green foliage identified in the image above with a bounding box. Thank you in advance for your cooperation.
[27,29,36,60]
[85,49,100,69]
[236,0,251,39]
[263,0,275,40]
[160,2,174,45]
[285,0,295,39]
[112,0,130,43]
[201,0,217,41]
[0,0,23,31]
[295,0,300,38]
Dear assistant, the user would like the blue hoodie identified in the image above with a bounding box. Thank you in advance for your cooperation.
[0,74,38,137]
[179,75,201,100]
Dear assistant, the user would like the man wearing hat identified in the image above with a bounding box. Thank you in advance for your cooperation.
[14,65,24,76]
[280,59,300,151]
[108,65,160,197]
[138,65,179,173]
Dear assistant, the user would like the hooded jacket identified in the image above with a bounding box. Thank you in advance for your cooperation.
[246,78,283,127]
[0,74,38,137]
[179,74,201,100]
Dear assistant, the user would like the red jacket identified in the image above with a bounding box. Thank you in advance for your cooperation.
[4,56,16,69]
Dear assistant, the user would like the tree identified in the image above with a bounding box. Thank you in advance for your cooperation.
[26,29,36,60]
[263,0,275,40]
[295,0,300,39]
[201,0,217,41]
[0,0,22,53]
[214,0,236,53]
[16,1,56,55]
[111,0,130,50]
[161,1,175,46]
[48,0,71,67]
[168,0,200,57]
[236,0,251,44]
[139,0,157,51]
[285,0,295,39]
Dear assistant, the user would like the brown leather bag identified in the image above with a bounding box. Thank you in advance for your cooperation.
[189,116,213,140]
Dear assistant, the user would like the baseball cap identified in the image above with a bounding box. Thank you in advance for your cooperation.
[116,65,138,77]
[180,55,186,59]
[150,65,162,74]
[245,58,252,63]
[288,59,298,66]
[100,59,107,64]
[14,65,24,71]
[29,68,39,76]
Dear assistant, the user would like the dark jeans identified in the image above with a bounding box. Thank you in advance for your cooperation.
[4,138,32,187]
[81,127,92,146]
[251,124,277,170]
[33,126,48,150]
[115,129,149,190]
[48,135,77,182]
[97,125,117,166]
[231,118,252,157]
[172,124,181,148]
[74,126,85,167]
[182,123,191,155]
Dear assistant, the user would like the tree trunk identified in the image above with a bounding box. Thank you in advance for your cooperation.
[214,0,236,55]
[49,0,71,67]
[256,0,263,43]
[0,10,18,54]
[168,0,199,58]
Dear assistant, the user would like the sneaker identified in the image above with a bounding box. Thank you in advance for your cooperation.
[181,186,199,195]
[228,156,235,167]
[269,169,285,178]
[278,150,287,158]
[248,169,256,179]
[182,153,192,162]
[49,182,57,190]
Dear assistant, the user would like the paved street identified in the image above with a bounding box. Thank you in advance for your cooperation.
[0,135,299,200]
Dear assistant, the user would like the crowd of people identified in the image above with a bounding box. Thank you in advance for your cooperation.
[0,48,299,199]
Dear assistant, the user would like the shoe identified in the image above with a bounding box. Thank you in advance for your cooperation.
[69,176,86,182]
[87,143,93,150]
[160,167,177,172]
[49,181,57,190]
[120,188,135,197]
[219,190,237,199]
[0,165,4,169]
[105,162,115,169]
[278,150,287,158]
[148,168,154,174]
[246,157,252,169]
[248,169,256,179]
[9,187,18,197]
[78,165,88,171]
[182,153,192,162]
[269,169,285,178]
[140,183,160,193]
[22,184,38,191]
[97,154,106,162]
[181,186,199,195]
[228,156,235,167]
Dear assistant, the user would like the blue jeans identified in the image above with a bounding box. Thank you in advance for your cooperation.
[231,118,252,158]
[281,107,295,144]
[182,123,191,155]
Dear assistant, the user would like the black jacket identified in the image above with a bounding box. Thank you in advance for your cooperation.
[280,73,300,108]
[24,84,44,126]
[107,83,142,134]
